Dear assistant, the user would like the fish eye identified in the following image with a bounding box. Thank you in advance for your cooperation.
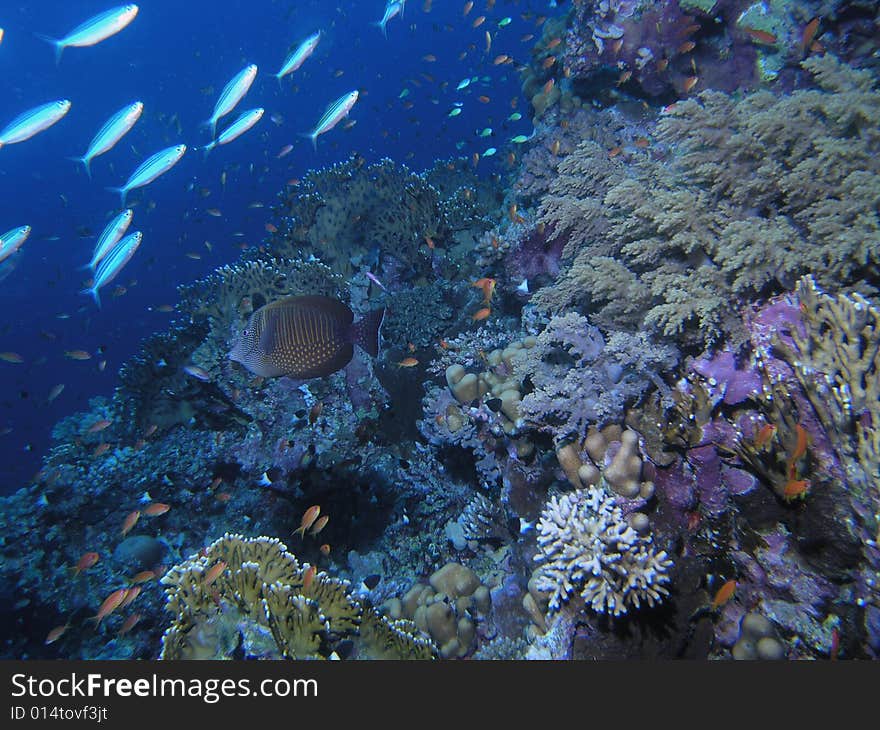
[242,329,249,336]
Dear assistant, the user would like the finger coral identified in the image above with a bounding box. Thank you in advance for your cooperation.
[534,486,672,616]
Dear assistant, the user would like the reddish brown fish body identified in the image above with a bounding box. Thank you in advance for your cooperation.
[229,295,384,379]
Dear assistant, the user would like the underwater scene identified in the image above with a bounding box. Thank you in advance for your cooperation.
[0,0,878,661]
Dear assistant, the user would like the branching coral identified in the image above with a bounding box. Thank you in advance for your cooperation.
[511,312,677,442]
[532,55,880,348]
[534,486,672,616]
[159,533,435,660]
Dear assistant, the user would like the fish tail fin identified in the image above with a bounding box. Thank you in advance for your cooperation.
[77,262,94,272]
[351,307,385,358]
[68,156,91,178]
[298,131,318,151]
[35,34,63,63]
[372,20,388,38]
[81,285,101,309]
[105,186,127,207]
[200,118,217,138]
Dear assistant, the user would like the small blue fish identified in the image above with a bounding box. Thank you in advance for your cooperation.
[276,32,321,82]
[82,231,142,307]
[70,101,143,177]
[198,109,264,156]
[37,4,139,64]
[107,144,186,206]
[374,1,403,38]
[204,64,258,139]
[83,209,133,271]
[0,226,32,264]
[0,100,71,149]
[303,91,359,150]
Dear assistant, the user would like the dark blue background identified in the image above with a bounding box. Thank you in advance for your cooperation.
[0,0,557,492]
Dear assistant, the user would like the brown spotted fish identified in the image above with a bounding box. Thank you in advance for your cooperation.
[229,295,384,379]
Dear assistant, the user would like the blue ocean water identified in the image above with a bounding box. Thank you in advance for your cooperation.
[0,0,548,492]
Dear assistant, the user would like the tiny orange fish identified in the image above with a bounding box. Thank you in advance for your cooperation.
[309,401,323,425]
[142,502,170,517]
[678,40,695,54]
[550,140,561,156]
[64,349,92,360]
[145,424,158,438]
[634,137,650,149]
[294,505,321,539]
[0,352,24,363]
[209,476,223,491]
[542,56,556,69]
[801,18,820,56]
[130,570,156,584]
[711,579,736,610]
[608,145,622,158]
[541,78,554,95]
[215,491,232,503]
[472,15,485,28]
[783,478,809,499]
[117,613,142,637]
[743,27,777,45]
[424,235,435,249]
[478,95,490,103]
[472,307,491,322]
[121,510,140,537]
[92,442,111,457]
[610,38,623,55]
[87,419,112,433]
[463,1,473,15]
[45,623,71,645]
[422,54,436,62]
[397,357,419,368]
[203,561,227,587]
[119,585,141,609]
[493,54,509,65]
[319,543,331,556]
[89,588,130,627]
[754,423,777,449]
[546,37,562,50]
[310,515,329,536]
[303,564,317,592]
[657,57,669,72]
[682,76,699,93]
[617,70,632,85]
[71,551,100,577]
[265,223,278,233]
[792,424,809,462]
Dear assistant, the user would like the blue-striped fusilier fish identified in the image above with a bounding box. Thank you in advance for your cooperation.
[304,91,359,150]
[82,209,133,271]
[70,102,143,178]
[203,64,258,139]
[275,32,322,82]
[0,100,71,150]
[107,144,186,206]
[37,4,139,64]
[373,1,403,37]
[0,226,32,264]
[82,231,142,307]
[199,108,264,156]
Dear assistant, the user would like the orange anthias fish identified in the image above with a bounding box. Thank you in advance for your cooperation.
[753,423,777,450]
[310,515,329,536]
[203,561,228,587]
[71,551,100,576]
[45,623,72,645]
[130,570,156,584]
[303,564,317,592]
[87,419,112,433]
[784,478,810,499]
[121,510,140,536]
[319,543,331,556]
[801,18,820,56]
[89,588,130,627]
[472,277,496,305]
[119,585,141,609]
[711,579,736,610]
[65,350,92,360]
[294,505,321,539]
[397,357,419,368]
[117,613,142,637]
[472,307,491,322]
[142,502,170,517]
[792,424,809,462]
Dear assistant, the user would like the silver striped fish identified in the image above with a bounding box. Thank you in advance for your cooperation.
[204,64,258,139]
[374,1,404,37]
[0,226,32,265]
[82,230,142,307]
[275,32,321,81]
[304,90,359,150]
[37,4,139,64]
[82,209,133,271]
[107,144,186,206]
[0,100,71,149]
[199,108,264,156]
[71,102,143,177]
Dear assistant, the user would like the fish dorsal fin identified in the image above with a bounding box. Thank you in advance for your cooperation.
[269,295,354,324]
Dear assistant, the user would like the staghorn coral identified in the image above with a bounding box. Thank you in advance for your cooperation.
[159,533,434,660]
[534,486,672,617]
[532,55,880,348]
